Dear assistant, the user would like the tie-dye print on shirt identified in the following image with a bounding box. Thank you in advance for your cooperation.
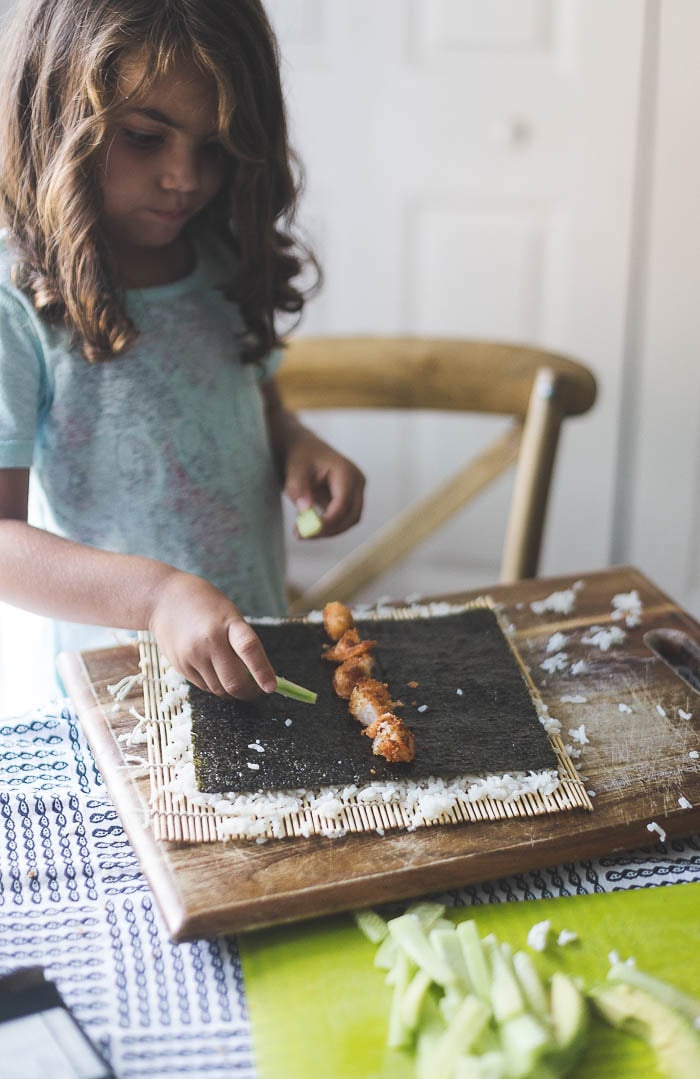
[0,231,286,656]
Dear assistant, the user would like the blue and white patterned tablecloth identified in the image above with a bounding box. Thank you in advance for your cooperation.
[1,702,699,1078]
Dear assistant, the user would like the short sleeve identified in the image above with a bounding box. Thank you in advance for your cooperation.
[256,346,284,383]
[0,291,45,468]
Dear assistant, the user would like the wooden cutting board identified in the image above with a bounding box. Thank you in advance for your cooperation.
[58,566,700,940]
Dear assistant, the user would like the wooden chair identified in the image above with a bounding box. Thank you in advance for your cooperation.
[277,337,597,614]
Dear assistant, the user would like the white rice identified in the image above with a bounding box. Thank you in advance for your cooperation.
[568,724,589,746]
[679,709,692,720]
[560,695,587,704]
[557,929,578,946]
[618,703,632,714]
[581,625,627,651]
[611,590,643,628]
[646,820,667,843]
[540,651,569,674]
[656,704,667,718]
[678,796,693,810]
[530,581,583,616]
[690,751,699,760]
[527,919,551,951]
[546,632,570,653]
[570,659,588,676]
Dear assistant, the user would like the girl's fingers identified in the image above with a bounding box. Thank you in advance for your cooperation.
[176,661,211,695]
[227,621,276,695]
[192,658,229,698]
[321,482,364,536]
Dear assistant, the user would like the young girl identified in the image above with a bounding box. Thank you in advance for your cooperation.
[0,0,365,700]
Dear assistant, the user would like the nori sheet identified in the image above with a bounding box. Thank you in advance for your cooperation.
[189,607,557,794]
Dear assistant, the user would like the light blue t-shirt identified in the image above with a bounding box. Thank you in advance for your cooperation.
[0,232,287,657]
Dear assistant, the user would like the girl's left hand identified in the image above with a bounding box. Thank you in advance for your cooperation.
[284,429,365,537]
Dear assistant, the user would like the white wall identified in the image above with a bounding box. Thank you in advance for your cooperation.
[623,0,700,616]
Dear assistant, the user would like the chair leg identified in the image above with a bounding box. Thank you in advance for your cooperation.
[500,367,565,582]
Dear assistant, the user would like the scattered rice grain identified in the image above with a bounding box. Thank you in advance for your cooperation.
[527,919,551,951]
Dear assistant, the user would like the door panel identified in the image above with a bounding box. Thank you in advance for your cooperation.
[267,0,646,599]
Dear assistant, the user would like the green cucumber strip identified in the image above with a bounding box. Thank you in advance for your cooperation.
[607,961,700,1025]
[440,986,467,1024]
[405,901,447,930]
[274,676,317,704]
[387,950,415,1049]
[388,914,455,986]
[416,994,450,1079]
[374,932,398,970]
[427,995,492,1079]
[399,968,434,1030]
[512,950,550,1020]
[453,1050,508,1079]
[490,943,526,1023]
[499,1013,554,1079]
[457,921,492,1003]
[295,506,324,537]
[353,908,388,944]
[430,926,472,990]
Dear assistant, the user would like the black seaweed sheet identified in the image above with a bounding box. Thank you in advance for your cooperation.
[189,608,557,794]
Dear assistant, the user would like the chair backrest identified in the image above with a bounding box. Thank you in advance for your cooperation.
[277,336,597,614]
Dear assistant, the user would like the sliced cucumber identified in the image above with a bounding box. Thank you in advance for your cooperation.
[387,949,416,1049]
[425,995,492,1079]
[373,932,398,970]
[388,913,454,986]
[489,943,526,1023]
[353,908,388,944]
[405,900,447,931]
[453,1050,508,1079]
[499,1013,554,1079]
[457,920,492,1003]
[512,949,550,1021]
[295,505,323,537]
[430,925,473,990]
[399,968,433,1031]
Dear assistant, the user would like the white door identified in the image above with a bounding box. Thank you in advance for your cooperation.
[265,0,648,600]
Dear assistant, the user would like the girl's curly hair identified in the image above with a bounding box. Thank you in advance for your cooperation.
[0,0,318,362]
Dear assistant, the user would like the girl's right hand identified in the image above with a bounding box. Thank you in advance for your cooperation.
[149,571,276,699]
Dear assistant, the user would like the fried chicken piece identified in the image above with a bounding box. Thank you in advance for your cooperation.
[349,679,394,727]
[363,713,416,763]
[333,655,374,698]
[322,628,376,663]
[323,601,355,642]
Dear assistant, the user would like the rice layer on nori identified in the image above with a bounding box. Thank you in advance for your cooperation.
[189,607,557,794]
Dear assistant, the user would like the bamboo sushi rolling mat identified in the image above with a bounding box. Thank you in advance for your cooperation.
[138,598,592,844]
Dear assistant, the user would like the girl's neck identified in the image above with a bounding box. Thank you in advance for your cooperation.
[107,234,196,289]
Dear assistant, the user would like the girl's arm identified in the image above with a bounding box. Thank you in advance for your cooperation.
[263,378,365,535]
[0,468,276,698]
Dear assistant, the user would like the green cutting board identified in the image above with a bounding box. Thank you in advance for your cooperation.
[240,881,700,1079]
